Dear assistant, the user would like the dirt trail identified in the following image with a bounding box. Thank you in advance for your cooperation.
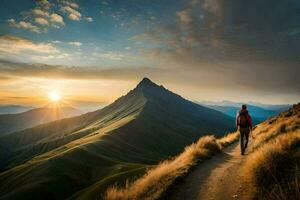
[166,142,255,200]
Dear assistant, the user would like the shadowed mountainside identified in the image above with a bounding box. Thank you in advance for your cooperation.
[0,78,234,199]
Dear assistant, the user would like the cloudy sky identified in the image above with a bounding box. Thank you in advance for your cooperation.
[0,0,299,108]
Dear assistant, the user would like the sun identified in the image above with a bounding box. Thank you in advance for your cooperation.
[49,90,61,102]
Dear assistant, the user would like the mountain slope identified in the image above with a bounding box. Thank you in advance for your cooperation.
[0,78,235,199]
[0,105,34,114]
[0,106,82,135]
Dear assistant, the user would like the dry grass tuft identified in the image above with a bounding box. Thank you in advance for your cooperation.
[217,132,239,148]
[244,130,300,200]
[250,106,300,152]
[104,133,238,200]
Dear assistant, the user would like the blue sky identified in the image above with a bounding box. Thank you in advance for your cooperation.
[0,0,185,66]
[0,0,299,106]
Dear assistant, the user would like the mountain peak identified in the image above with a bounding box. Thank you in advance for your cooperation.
[136,77,158,89]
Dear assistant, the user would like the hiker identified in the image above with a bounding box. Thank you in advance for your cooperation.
[236,105,253,155]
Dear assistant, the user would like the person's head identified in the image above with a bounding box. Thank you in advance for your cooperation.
[242,104,247,110]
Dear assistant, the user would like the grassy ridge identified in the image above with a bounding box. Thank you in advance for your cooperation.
[243,103,300,200]
[105,132,239,200]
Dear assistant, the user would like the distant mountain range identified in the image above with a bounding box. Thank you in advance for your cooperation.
[199,100,291,111]
[0,78,235,199]
[0,106,82,135]
[198,100,291,124]
[0,105,35,114]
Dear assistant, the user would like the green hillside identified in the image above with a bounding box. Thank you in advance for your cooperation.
[0,78,234,199]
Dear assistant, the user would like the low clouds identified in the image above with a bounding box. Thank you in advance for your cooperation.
[93,52,124,61]
[0,60,162,81]
[0,34,129,64]
[0,35,58,55]
[68,41,82,47]
[0,35,68,64]
[0,59,299,101]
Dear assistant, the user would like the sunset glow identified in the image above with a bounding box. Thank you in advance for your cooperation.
[49,91,61,102]
[0,0,299,109]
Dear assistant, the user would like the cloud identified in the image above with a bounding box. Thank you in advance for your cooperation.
[91,51,124,60]
[7,0,82,33]
[0,60,163,81]
[102,1,109,6]
[101,52,124,60]
[68,41,82,47]
[0,59,299,101]
[201,0,223,17]
[176,10,193,25]
[60,0,79,9]
[52,40,62,44]
[137,0,300,68]
[129,32,162,44]
[50,13,65,25]
[31,8,49,17]
[86,17,93,22]
[8,19,40,33]
[60,6,82,21]
[6,96,31,99]
[35,17,49,26]
[0,35,58,55]
[37,0,52,10]
[124,0,300,100]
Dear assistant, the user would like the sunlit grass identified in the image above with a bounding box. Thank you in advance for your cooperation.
[104,132,238,200]
[243,103,300,200]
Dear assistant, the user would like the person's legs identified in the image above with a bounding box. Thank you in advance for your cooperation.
[244,130,250,150]
[240,128,245,155]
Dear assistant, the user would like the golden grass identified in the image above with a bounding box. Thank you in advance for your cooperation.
[244,130,300,200]
[104,132,239,200]
[250,105,300,152]
[243,103,300,200]
[217,131,239,148]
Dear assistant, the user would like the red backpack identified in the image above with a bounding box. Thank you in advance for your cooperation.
[238,112,249,127]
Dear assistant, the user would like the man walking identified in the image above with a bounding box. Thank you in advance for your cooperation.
[236,105,253,155]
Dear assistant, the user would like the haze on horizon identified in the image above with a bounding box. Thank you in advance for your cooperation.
[0,0,299,108]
